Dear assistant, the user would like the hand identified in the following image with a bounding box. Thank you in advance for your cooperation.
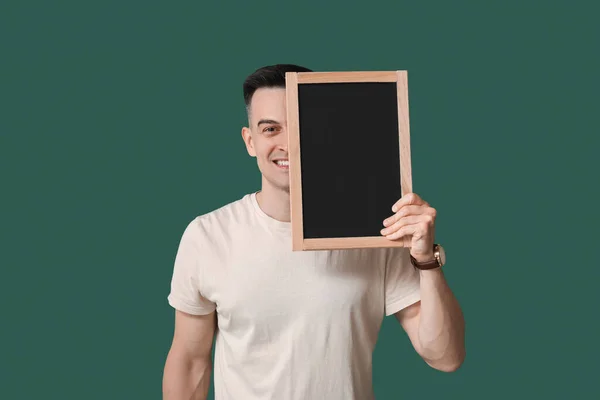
[380,193,437,261]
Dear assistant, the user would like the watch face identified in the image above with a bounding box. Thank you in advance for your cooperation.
[436,245,446,266]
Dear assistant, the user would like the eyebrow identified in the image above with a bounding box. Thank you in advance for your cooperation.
[257,119,281,126]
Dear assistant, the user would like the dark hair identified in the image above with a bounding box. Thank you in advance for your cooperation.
[243,64,313,110]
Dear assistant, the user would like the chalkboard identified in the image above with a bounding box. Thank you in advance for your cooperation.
[286,71,413,251]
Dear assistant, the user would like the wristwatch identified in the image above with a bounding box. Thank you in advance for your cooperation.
[410,244,446,270]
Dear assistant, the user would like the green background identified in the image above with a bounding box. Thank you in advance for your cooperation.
[2,0,598,398]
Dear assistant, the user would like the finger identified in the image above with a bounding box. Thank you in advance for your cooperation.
[392,193,426,213]
[384,222,420,240]
[383,205,436,227]
[386,220,432,241]
[383,206,422,226]
[381,215,422,236]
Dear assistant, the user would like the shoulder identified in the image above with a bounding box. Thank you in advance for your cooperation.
[182,193,255,245]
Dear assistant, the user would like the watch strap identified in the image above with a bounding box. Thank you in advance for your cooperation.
[410,244,442,270]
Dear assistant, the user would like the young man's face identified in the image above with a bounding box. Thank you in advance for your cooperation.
[242,87,290,192]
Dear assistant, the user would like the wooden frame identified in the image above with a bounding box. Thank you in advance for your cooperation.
[286,71,413,251]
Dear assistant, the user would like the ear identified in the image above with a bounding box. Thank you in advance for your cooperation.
[241,126,256,157]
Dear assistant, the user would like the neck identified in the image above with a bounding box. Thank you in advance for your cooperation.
[255,179,291,223]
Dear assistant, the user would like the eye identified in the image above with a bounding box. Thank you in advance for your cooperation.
[263,126,280,134]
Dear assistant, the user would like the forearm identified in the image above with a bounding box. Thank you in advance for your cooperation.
[417,268,465,371]
[163,352,212,400]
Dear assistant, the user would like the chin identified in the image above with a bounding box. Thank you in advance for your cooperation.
[275,181,290,193]
[264,176,290,193]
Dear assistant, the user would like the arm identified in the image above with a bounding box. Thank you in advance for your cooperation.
[395,267,465,372]
[163,310,217,400]
[381,193,465,372]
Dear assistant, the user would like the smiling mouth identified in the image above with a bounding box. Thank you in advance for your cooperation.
[273,159,289,168]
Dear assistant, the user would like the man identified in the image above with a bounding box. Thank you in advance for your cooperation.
[162,64,465,400]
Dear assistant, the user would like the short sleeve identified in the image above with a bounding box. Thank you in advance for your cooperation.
[384,247,421,316]
[167,219,216,315]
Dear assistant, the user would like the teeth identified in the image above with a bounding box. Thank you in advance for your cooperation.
[275,160,289,166]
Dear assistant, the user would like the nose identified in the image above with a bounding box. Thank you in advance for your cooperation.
[277,131,288,151]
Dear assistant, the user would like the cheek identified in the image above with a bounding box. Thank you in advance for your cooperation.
[256,143,275,160]
[254,146,274,169]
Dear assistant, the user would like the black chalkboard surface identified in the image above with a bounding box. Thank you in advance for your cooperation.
[286,71,413,251]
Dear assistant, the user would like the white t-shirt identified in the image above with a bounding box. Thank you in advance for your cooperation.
[167,192,421,400]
